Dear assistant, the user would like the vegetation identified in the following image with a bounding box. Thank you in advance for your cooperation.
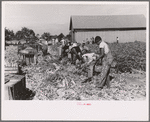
[58,33,64,42]
[66,31,71,41]
[86,41,146,73]
[5,28,15,41]
[5,42,146,101]
[5,27,37,44]
[5,27,146,73]
[15,27,36,42]
[41,32,51,40]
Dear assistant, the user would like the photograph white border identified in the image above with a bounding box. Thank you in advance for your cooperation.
[1,1,149,121]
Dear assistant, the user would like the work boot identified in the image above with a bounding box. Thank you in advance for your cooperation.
[82,77,92,83]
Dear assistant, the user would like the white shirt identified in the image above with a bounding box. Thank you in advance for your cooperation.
[117,37,119,41]
[61,39,65,46]
[82,53,98,63]
[44,41,48,45]
[99,41,109,54]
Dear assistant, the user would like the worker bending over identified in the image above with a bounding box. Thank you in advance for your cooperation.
[42,40,48,55]
[80,43,90,54]
[69,42,83,65]
[82,36,113,89]
[59,40,70,60]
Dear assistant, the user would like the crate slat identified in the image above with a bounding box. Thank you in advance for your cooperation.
[5,74,26,100]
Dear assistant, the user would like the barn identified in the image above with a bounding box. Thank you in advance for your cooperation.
[69,15,146,43]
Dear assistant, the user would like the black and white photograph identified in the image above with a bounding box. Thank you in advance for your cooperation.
[2,1,149,121]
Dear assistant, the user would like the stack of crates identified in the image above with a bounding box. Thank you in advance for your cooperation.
[5,62,18,74]
[5,61,26,100]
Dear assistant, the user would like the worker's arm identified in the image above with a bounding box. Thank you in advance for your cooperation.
[96,48,104,59]
[78,47,83,55]
[99,48,105,58]
[95,48,105,64]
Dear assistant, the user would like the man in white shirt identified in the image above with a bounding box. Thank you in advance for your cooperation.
[61,38,65,46]
[58,38,66,58]
[82,36,113,89]
[99,40,109,54]
[116,37,119,43]
[40,39,48,55]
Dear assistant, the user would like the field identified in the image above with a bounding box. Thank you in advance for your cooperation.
[87,41,146,72]
[4,41,146,100]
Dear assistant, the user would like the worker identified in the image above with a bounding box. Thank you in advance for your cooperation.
[59,40,70,60]
[80,43,90,54]
[42,40,48,55]
[61,37,65,46]
[82,36,113,89]
[116,37,119,43]
[69,42,83,65]
[58,38,66,57]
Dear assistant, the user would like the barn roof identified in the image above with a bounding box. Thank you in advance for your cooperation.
[69,15,146,30]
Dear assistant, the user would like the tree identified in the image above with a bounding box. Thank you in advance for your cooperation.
[15,30,24,40]
[66,32,71,41]
[41,32,51,40]
[58,33,64,42]
[21,27,35,39]
[36,34,40,39]
[5,28,14,41]
[15,27,36,43]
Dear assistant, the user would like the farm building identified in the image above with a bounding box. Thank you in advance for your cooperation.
[69,15,146,43]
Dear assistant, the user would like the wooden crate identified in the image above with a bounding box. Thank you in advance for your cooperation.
[5,62,18,74]
[5,66,18,74]
[5,74,26,100]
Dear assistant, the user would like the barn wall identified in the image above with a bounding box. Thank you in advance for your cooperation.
[74,30,146,43]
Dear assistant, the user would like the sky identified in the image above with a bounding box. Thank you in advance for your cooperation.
[3,2,148,36]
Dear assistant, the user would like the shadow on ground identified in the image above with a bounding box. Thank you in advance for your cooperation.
[17,88,36,100]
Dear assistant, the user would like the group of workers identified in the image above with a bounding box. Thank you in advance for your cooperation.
[58,36,114,89]
[58,39,90,64]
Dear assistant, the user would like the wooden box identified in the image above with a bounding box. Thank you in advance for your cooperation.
[5,74,26,100]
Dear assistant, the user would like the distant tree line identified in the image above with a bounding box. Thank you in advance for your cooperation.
[5,27,71,43]
[5,27,36,42]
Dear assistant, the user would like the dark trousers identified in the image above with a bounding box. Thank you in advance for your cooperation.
[70,48,82,64]
[88,51,113,87]
[42,45,48,55]
[71,53,82,64]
